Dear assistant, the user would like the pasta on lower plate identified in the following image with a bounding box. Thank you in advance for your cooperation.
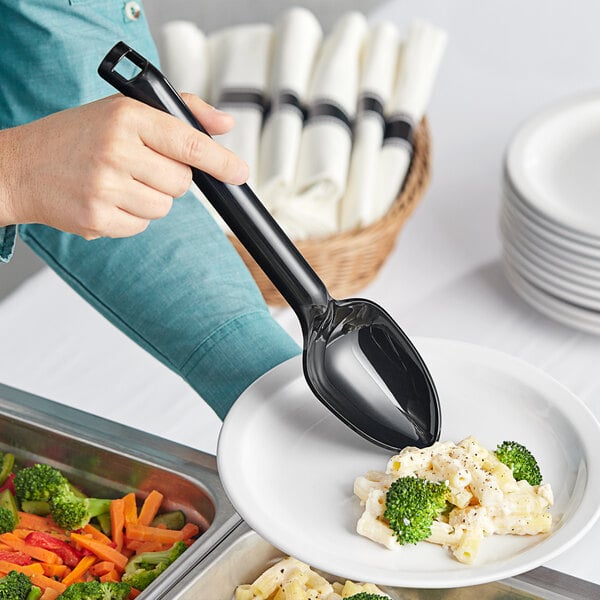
[234,556,389,599]
[354,436,553,564]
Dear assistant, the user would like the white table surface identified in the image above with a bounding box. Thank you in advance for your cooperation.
[1,0,600,587]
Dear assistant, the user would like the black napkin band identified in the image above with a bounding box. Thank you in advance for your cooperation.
[305,99,353,133]
[356,93,385,121]
[384,113,415,148]
[218,88,267,111]
[264,90,306,120]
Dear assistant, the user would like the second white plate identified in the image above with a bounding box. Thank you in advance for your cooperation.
[218,338,600,588]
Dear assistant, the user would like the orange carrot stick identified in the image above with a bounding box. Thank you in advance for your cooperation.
[125,540,169,553]
[110,498,125,553]
[122,493,138,528]
[40,589,61,600]
[125,523,185,545]
[82,524,113,545]
[89,560,115,576]
[16,512,64,535]
[179,523,200,540]
[69,533,128,570]
[0,560,44,575]
[0,533,62,564]
[30,572,67,594]
[137,491,163,527]
[61,554,96,586]
[128,588,142,598]
[41,563,70,578]
[100,569,120,583]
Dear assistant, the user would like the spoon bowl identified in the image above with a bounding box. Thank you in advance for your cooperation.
[304,298,439,449]
[99,42,441,451]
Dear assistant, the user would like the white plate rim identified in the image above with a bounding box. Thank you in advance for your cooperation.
[502,243,600,309]
[502,260,600,334]
[503,190,600,260]
[503,173,600,248]
[505,91,600,238]
[499,208,600,282]
[218,340,600,588]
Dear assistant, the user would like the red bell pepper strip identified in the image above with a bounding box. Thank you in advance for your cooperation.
[24,531,82,567]
[0,549,32,565]
[0,473,16,495]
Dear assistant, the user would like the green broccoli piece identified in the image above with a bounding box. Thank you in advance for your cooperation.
[383,476,450,545]
[121,541,187,591]
[13,464,112,531]
[494,441,542,486]
[0,507,15,534]
[0,489,18,534]
[13,464,70,502]
[345,595,389,600]
[49,494,112,532]
[0,570,41,600]
[57,581,131,600]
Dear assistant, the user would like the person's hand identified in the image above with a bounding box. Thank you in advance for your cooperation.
[0,93,248,239]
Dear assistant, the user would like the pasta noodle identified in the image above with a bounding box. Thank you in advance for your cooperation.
[234,557,390,599]
[354,436,553,564]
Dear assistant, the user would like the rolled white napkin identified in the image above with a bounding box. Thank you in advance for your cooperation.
[160,20,209,97]
[277,11,368,240]
[257,7,323,212]
[339,20,401,231]
[208,24,273,189]
[373,19,447,222]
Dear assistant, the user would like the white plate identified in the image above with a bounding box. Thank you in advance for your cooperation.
[506,91,600,238]
[499,210,600,283]
[503,260,600,335]
[502,244,600,310]
[503,192,600,260]
[502,199,600,266]
[217,339,600,588]
[503,179,600,250]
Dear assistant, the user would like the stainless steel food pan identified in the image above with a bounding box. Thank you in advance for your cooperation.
[168,522,600,600]
[0,382,242,599]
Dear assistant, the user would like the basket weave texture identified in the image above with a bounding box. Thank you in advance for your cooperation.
[228,119,432,306]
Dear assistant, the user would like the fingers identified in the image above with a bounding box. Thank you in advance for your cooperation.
[129,146,193,198]
[116,180,174,221]
[180,93,235,136]
[134,101,249,185]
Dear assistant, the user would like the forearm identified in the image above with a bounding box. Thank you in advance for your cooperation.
[0,127,19,227]
[19,194,300,417]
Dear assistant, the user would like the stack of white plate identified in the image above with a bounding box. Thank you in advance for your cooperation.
[500,91,600,334]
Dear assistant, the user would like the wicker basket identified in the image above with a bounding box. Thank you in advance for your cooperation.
[228,119,432,306]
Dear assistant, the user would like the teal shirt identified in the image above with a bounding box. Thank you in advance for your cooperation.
[0,0,300,418]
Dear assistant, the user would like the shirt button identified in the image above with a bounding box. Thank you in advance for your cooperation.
[124,1,141,21]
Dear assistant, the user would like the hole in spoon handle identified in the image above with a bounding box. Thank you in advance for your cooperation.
[98,42,331,320]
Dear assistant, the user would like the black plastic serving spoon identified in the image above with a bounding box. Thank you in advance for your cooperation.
[98,42,441,451]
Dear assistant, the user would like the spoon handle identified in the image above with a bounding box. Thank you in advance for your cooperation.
[98,42,330,323]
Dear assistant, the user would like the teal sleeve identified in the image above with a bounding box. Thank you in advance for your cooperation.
[2,0,300,418]
[0,225,16,262]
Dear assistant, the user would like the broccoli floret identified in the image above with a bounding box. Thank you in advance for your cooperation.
[49,494,112,532]
[0,570,41,600]
[495,441,542,486]
[0,507,15,534]
[121,541,187,591]
[13,464,70,502]
[383,476,450,545]
[346,595,389,600]
[13,464,112,531]
[57,581,131,600]
[0,489,18,534]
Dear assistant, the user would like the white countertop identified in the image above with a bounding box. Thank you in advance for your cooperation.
[1,0,600,587]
